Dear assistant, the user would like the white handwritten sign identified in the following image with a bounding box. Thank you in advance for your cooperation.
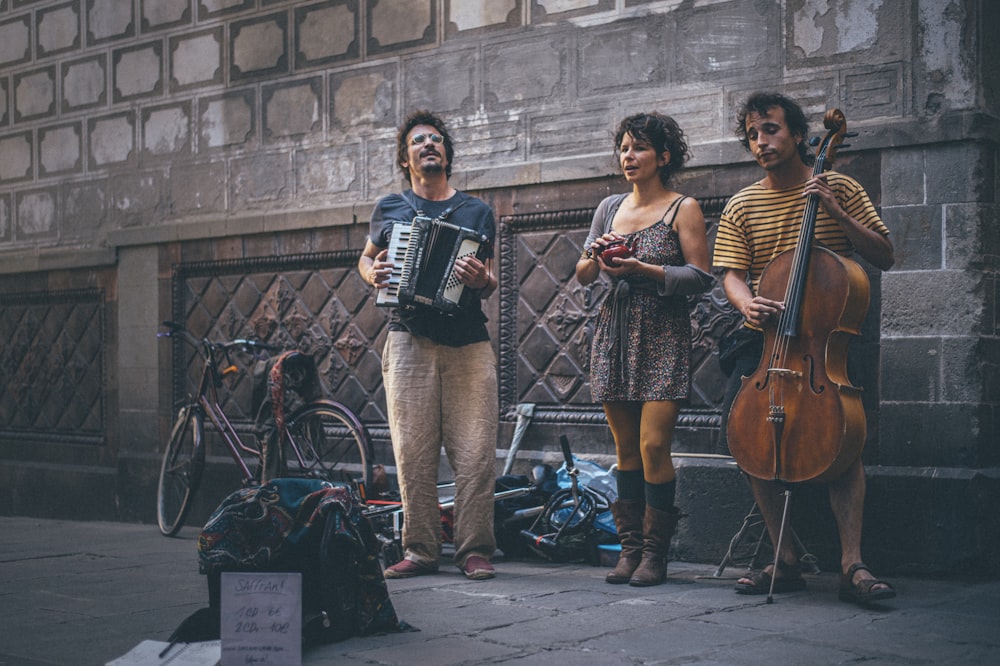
[220,572,301,666]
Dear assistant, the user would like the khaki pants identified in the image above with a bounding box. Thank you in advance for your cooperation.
[382,331,498,568]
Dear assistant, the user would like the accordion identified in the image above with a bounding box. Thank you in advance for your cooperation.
[376,215,490,313]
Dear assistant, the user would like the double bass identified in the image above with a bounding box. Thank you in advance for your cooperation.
[727,109,870,485]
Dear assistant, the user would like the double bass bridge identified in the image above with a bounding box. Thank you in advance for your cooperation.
[767,367,802,379]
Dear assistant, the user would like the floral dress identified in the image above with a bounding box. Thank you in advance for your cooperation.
[589,194,692,402]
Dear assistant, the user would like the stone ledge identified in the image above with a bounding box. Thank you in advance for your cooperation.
[0,245,116,274]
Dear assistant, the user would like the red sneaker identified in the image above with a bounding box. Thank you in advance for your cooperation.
[383,559,436,579]
[462,556,495,580]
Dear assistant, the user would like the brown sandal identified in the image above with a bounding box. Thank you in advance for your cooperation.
[838,562,895,605]
[734,560,806,595]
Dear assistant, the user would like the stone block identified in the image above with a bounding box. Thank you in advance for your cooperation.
[880,146,923,206]
[879,402,983,467]
[87,0,134,45]
[230,12,288,81]
[37,0,81,58]
[141,0,190,32]
[167,161,225,217]
[530,107,612,159]
[14,66,57,121]
[881,336,941,402]
[484,36,564,107]
[0,14,31,68]
[62,54,107,111]
[262,77,322,141]
[882,269,983,337]
[0,132,33,183]
[365,138,399,201]
[169,27,223,91]
[578,16,668,99]
[445,0,518,36]
[947,203,1000,271]
[39,122,82,176]
[142,101,191,157]
[676,2,780,83]
[926,141,989,204]
[295,0,360,69]
[61,179,108,236]
[231,153,292,209]
[941,335,994,404]
[368,0,435,55]
[790,0,905,64]
[16,189,58,240]
[645,91,722,148]
[329,63,397,132]
[879,204,941,270]
[113,41,162,102]
[198,90,255,150]
[111,170,165,227]
[88,111,135,168]
[0,78,7,126]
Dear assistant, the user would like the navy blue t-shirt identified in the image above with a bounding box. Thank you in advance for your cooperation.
[369,190,495,347]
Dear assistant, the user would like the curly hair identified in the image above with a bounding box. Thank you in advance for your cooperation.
[396,110,455,182]
[614,112,691,186]
[735,92,814,166]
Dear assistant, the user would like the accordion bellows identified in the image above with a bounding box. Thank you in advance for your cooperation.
[376,215,489,313]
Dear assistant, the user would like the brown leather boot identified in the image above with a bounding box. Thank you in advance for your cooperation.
[629,505,680,587]
[605,499,645,584]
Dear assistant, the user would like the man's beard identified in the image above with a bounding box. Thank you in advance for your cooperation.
[419,160,444,176]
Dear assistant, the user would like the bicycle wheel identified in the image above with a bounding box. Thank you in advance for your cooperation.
[157,405,205,536]
[284,401,373,491]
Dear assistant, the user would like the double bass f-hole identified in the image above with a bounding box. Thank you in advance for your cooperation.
[726,109,871,486]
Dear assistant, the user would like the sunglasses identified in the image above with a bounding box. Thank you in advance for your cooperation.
[410,133,444,145]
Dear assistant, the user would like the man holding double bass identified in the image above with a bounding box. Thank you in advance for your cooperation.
[713,92,896,605]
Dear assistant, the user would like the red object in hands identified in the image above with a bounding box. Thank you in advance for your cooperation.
[597,238,633,261]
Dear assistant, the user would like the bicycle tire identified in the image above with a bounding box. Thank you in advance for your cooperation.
[157,405,206,536]
[284,400,373,492]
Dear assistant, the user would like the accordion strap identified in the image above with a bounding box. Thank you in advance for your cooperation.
[402,190,470,221]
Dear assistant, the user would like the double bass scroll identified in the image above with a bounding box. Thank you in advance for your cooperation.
[726,109,871,485]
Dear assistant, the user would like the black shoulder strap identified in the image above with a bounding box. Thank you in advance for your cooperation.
[402,190,469,220]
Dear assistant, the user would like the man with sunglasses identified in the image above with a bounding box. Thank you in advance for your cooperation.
[359,110,499,580]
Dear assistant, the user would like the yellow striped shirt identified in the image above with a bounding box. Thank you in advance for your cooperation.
[713,171,889,292]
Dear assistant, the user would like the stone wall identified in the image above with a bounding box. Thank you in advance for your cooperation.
[0,0,997,573]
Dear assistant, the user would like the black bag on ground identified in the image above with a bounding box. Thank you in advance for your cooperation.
[170,478,408,647]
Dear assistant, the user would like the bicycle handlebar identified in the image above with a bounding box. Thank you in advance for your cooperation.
[158,321,284,355]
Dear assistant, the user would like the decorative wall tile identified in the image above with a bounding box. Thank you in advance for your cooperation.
[230,12,289,81]
[169,27,223,91]
[111,170,164,227]
[368,0,435,56]
[263,78,322,142]
[844,64,906,119]
[113,41,163,102]
[530,107,613,158]
[198,90,255,150]
[62,54,107,112]
[295,0,359,70]
[88,111,134,168]
[166,161,226,215]
[0,132,33,183]
[446,0,520,36]
[199,0,253,21]
[61,179,107,234]
[294,144,360,198]
[577,16,668,98]
[16,189,58,239]
[141,0,191,33]
[0,78,8,126]
[0,193,10,242]
[87,0,135,45]
[230,152,292,209]
[483,37,565,107]
[403,48,475,113]
[39,122,83,176]
[329,63,396,132]
[142,102,191,157]
[0,15,31,68]
[37,1,82,59]
[677,2,780,82]
[533,0,611,22]
[14,66,57,122]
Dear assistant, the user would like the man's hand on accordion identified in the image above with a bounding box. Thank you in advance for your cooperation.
[369,248,393,289]
[454,255,496,298]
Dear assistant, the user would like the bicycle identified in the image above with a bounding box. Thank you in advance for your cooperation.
[156,321,373,536]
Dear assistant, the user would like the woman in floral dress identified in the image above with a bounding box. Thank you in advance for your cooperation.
[576,112,712,586]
